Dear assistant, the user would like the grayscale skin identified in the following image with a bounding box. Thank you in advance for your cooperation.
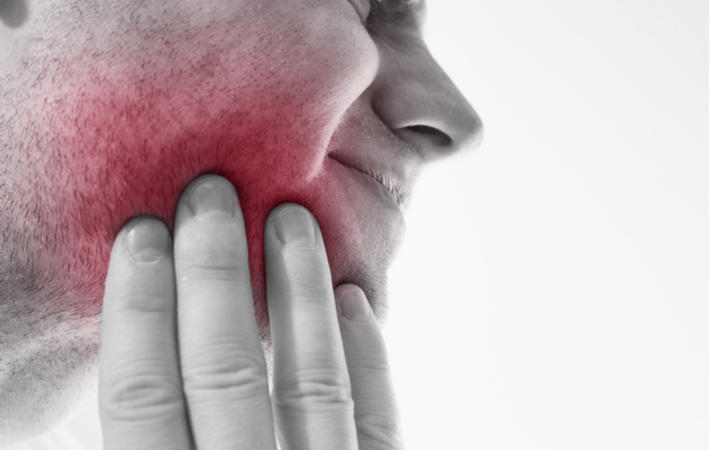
[0,0,482,446]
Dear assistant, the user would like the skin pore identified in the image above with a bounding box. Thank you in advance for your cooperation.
[0,0,481,444]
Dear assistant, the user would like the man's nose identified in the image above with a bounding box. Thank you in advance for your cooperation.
[370,41,483,161]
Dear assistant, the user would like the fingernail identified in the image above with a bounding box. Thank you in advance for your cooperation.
[125,219,171,263]
[338,285,372,324]
[273,205,317,248]
[187,177,236,222]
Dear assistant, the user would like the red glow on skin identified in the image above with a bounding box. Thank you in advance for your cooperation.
[30,36,401,339]
[46,76,339,325]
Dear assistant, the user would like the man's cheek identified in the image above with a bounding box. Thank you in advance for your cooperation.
[26,75,341,319]
[13,8,379,315]
[38,88,309,304]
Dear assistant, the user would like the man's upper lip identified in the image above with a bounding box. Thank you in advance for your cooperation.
[328,154,409,206]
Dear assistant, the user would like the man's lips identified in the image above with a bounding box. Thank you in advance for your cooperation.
[328,155,407,207]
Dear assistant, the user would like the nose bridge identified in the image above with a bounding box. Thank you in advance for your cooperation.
[371,40,483,159]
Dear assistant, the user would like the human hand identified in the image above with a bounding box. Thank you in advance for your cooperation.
[98,174,403,450]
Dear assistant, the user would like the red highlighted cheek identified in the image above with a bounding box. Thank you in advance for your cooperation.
[23,14,380,328]
[38,75,343,328]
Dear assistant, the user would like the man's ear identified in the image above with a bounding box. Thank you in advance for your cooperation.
[0,0,28,28]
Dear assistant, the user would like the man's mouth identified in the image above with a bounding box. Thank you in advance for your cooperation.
[328,155,408,207]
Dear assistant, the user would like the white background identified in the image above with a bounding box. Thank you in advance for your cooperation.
[62,0,708,449]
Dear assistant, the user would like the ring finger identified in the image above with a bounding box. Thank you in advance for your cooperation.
[264,203,358,450]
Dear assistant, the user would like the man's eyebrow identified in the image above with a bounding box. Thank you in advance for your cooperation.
[367,0,426,28]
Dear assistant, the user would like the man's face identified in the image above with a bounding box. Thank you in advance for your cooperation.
[0,0,481,442]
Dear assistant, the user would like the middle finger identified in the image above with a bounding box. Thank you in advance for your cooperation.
[174,175,277,450]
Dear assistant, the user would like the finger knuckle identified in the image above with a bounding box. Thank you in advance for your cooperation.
[356,413,405,450]
[183,351,268,403]
[101,372,183,423]
[178,251,248,284]
[115,292,173,314]
[274,369,353,409]
[292,287,334,306]
[357,352,390,373]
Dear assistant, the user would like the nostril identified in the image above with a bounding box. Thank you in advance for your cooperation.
[406,125,452,147]
[0,0,28,28]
